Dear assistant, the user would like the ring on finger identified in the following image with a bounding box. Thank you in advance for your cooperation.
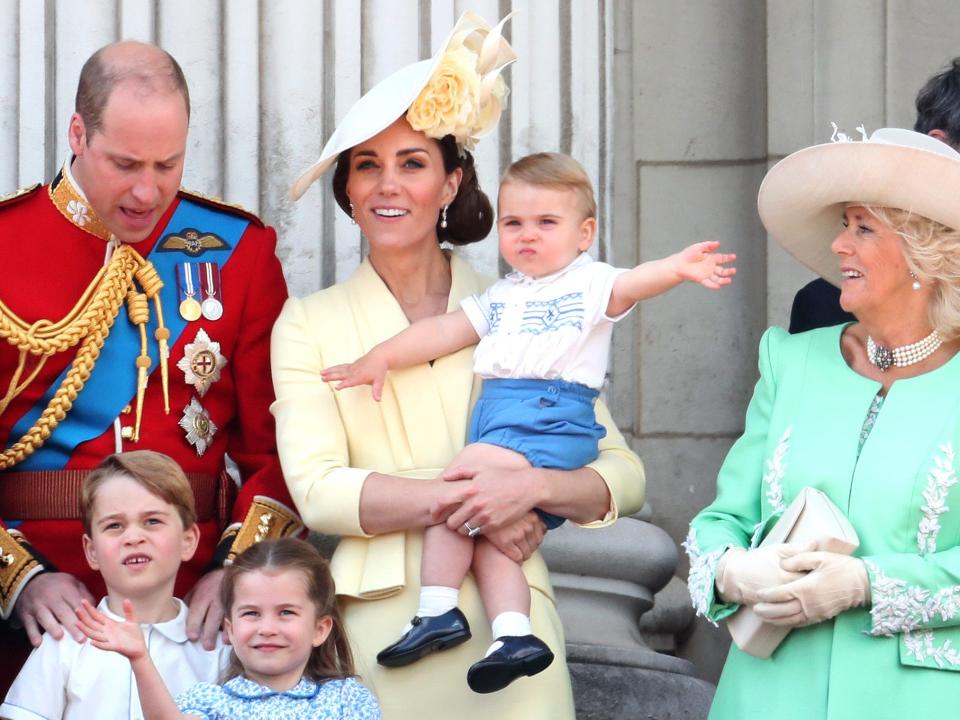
[463,522,482,538]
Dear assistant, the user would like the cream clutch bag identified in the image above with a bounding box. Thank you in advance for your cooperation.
[726,487,860,659]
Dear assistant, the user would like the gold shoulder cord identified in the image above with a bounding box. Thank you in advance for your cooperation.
[0,244,170,469]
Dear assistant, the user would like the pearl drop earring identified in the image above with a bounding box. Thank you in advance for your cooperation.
[440,205,449,229]
[910,271,921,291]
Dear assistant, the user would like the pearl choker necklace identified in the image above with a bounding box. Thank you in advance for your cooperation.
[866,330,943,372]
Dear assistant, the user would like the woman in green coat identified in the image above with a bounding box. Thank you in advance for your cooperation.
[687,128,960,719]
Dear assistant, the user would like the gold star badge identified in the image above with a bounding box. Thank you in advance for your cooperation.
[177,328,227,397]
[178,397,218,456]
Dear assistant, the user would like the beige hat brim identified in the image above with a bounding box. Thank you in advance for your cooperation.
[289,59,436,201]
[758,130,960,285]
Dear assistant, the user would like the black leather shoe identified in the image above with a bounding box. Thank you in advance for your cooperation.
[467,635,554,693]
[376,608,471,667]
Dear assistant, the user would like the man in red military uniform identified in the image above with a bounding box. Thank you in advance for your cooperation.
[0,41,300,690]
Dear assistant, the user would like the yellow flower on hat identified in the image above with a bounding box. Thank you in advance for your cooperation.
[406,11,518,152]
[407,46,482,147]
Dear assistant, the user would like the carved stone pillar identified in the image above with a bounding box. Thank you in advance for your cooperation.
[541,507,715,719]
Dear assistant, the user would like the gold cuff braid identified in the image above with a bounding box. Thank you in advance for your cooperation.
[0,244,170,469]
[225,496,304,564]
[0,527,43,621]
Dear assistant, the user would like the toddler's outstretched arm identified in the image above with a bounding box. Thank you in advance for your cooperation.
[77,599,193,720]
[607,240,736,316]
[321,308,480,400]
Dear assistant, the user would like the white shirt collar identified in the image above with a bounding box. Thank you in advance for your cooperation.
[505,251,593,284]
[97,596,190,644]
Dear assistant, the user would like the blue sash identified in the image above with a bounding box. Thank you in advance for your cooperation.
[8,198,248,470]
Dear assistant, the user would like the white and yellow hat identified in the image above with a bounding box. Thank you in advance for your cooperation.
[758,127,960,285]
[290,11,517,201]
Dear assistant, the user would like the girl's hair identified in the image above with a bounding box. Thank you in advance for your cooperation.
[220,538,355,683]
[864,204,960,340]
[331,127,493,246]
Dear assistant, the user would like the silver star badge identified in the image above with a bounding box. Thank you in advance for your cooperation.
[178,397,218,456]
[177,328,227,397]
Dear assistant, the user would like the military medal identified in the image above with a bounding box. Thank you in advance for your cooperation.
[178,263,202,321]
[177,328,228,397]
[179,397,218,456]
[200,262,224,321]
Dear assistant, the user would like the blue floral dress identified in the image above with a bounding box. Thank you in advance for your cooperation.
[176,675,381,719]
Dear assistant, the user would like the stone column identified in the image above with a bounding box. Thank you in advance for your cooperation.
[542,507,715,719]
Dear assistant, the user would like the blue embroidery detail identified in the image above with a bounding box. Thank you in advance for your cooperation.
[488,302,505,332]
[519,292,584,334]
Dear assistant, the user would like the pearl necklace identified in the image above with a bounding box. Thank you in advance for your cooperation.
[866,330,943,372]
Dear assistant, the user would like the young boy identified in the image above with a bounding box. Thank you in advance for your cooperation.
[321,152,736,694]
[0,451,230,720]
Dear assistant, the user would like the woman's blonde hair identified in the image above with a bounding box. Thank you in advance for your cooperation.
[866,204,960,339]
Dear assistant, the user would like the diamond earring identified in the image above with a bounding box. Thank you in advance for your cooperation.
[440,205,449,229]
[350,203,357,226]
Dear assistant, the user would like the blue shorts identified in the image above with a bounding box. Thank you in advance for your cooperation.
[468,378,606,529]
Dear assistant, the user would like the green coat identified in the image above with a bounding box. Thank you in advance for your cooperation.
[687,325,960,719]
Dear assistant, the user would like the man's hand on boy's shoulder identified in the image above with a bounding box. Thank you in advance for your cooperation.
[15,572,94,646]
[185,568,227,649]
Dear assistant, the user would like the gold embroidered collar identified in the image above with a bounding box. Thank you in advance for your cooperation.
[48,161,113,241]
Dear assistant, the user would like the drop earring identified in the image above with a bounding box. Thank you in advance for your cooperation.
[910,271,921,291]
[440,205,449,229]
[350,202,357,226]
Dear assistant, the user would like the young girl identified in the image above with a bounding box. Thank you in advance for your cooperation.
[321,152,736,693]
[77,538,381,719]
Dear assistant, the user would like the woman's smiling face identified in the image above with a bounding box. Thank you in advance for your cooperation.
[345,117,461,252]
[831,205,917,321]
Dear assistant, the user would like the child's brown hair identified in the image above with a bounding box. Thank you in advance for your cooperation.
[80,451,197,534]
[220,538,355,683]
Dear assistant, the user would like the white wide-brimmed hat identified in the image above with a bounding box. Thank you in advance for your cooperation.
[290,11,517,201]
[758,127,960,285]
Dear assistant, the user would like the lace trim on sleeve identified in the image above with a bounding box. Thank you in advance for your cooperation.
[866,560,960,636]
[682,527,730,626]
[903,629,960,668]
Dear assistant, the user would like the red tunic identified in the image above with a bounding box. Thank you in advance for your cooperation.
[0,171,298,611]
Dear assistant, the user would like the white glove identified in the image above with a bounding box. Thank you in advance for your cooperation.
[715,543,811,605]
[752,551,870,627]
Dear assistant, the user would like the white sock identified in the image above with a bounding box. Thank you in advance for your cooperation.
[485,611,532,656]
[401,586,459,633]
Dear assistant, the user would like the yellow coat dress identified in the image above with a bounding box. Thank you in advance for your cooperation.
[271,254,646,720]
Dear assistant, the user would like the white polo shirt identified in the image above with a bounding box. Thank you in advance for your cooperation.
[0,598,231,720]
[460,253,631,389]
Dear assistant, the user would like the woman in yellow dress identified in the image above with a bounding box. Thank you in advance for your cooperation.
[271,13,645,719]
